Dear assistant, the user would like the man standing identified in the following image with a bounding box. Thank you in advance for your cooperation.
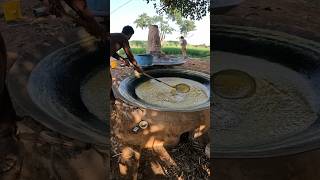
[110,26,143,100]
[180,36,187,58]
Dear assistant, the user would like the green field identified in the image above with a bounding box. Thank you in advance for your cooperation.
[117,40,210,60]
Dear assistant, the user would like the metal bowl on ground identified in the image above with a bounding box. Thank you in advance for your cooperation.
[152,56,186,66]
[116,69,210,147]
[134,54,154,67]
[213,24,320,158]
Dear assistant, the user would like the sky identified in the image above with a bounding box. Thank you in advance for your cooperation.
[110,0,210,45]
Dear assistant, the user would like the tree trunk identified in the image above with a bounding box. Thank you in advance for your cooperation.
[147,25,161,55]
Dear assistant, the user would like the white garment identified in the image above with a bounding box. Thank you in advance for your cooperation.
[180,39,187,46]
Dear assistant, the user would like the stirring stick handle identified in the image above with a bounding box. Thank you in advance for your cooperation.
[130,62,175,88]
[142,73,175,88]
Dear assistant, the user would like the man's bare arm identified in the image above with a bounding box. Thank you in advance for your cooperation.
[64,0,106,38]
[47,0,107,39]
[123,43,143,72]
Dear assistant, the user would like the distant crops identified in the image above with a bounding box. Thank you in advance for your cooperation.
[117,40,210,59]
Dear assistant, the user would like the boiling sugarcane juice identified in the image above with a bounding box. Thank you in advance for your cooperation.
[135,77,209,108]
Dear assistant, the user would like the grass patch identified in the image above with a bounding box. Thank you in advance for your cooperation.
[162,46,210,58]
[116,40,210,59]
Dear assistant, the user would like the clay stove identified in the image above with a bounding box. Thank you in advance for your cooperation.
[114,69,210,148]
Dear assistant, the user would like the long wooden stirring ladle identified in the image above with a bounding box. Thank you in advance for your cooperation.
[131,62,191,93]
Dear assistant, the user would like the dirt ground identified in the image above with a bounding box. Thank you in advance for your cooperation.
[214,0,320,180]
[0,0,210,179]
[1,1,108,180]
